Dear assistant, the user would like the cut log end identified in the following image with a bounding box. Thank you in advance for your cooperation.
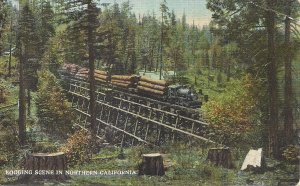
[139,153,165,176]
[241,148,265,172]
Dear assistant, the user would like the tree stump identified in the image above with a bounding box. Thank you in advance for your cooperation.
[241,148,265,172]
[22,152,69,180]
[138,153,165,176]
[207,148,234,169]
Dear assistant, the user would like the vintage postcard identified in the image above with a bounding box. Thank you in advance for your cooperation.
[0,0,299,185]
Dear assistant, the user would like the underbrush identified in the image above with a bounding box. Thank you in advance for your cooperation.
[0,140,297,185]
[64,141,298,186]
[67,143,239,185]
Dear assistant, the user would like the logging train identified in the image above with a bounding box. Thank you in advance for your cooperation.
[59,63,204,108]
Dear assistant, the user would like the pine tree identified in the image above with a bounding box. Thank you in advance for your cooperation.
[159,0,170,79]
[16,3,36,146]
[205,0,299,157]
[64,0,100,137]
[39,1,55,56]
[283,0,295,146]
[0,0,7,55]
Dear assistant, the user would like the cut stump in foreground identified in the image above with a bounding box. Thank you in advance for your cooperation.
[207,147,234,169]
[139,153,165,176]
[241,148,265,172]
[22,152,69,180]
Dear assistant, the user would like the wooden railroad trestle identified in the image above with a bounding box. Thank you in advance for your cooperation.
[67,78,215,146]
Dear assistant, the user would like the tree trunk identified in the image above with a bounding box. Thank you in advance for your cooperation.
[8,15,12,77]
[266,0,279,158]
[139,153,165,176]
[207,148,234,169]
[284,0,294,145]
[18,44,27,146]
[87,1,96,138]
[159,10,163,80]
[22,152,69,180]
[27,89,31,117]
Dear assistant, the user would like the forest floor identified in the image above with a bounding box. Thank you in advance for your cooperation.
[1,144,298,186]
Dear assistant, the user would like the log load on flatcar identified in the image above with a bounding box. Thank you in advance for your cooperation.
[59,64,204,108]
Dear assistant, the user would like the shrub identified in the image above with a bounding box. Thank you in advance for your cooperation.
[0,130,19,165]
[36,70,75,139]
[59,130,99,166]
[202,74,261,146]
[0,110,19,165]
[32,142,59,153]
[282,145,298,163]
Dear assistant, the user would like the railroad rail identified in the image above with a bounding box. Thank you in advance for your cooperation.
[65,77,216,146]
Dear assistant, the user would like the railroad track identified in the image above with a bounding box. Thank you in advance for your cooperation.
[65,77,203,116]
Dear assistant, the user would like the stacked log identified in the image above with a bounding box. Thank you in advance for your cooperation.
[75,68,109,83]
[137,76,167,96]
[75,67,89,79]
[140,76,168,86]
[61,64,80,76]
[94,69,109,83]
[111,75,135,89]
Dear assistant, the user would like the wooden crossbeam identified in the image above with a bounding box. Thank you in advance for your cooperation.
[69,90,216,144]
[69,78,200,115]
[74,108,153,145]
[69,83,208,126]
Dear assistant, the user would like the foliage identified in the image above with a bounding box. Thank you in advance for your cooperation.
[31,141,59,153]
[59,129,96,166]
[36,70,75,139]
[40,32,65,74]
[0,110,19,165]
[202,74,261,145]
[282,145,298,163]
[0,80,7,104]
[0,0,8,55]
[16,3,41,92]
[38,1,55,55]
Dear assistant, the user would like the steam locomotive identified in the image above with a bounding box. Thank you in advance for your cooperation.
[59,64,204,109]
